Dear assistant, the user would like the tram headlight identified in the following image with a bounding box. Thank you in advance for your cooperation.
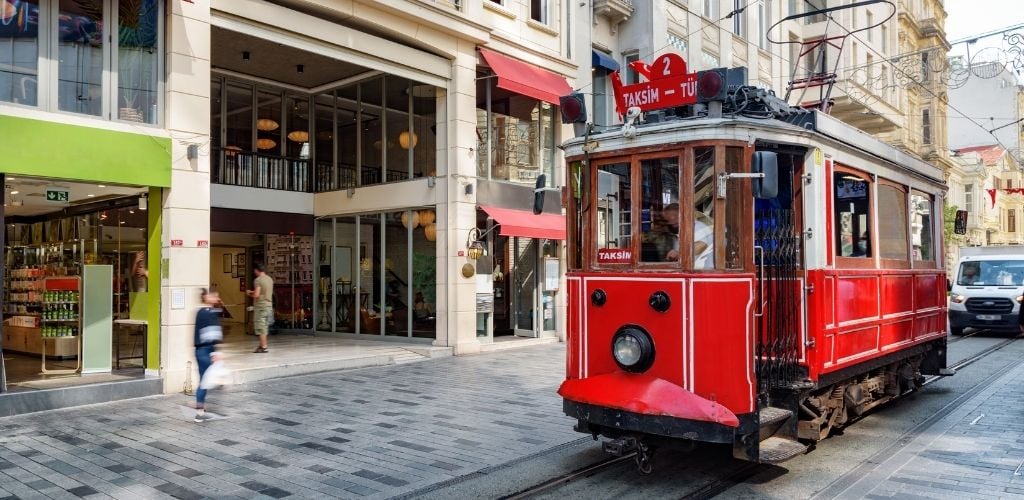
[612,326,655,373]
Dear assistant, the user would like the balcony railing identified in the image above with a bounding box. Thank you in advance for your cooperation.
[213,149,311,192]
[313,163,412,192]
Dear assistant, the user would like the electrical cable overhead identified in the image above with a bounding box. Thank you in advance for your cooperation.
[807,0,1023,168]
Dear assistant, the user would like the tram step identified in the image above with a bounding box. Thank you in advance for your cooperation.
[758,406,793,442]
[758,436,807,464]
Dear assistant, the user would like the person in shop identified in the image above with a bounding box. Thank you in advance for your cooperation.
[193,289,224,423]
[246,263,274,353]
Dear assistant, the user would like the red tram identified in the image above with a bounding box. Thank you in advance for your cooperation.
[556,53,949,470]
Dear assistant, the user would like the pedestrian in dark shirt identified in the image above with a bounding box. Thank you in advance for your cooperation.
[194,289,223,423]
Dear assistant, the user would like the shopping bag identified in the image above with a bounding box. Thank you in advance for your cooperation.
[200,359,232,389]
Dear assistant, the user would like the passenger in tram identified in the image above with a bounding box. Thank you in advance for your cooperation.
[693,212,714,269]
[851,231,871,257]
[659,203,681,262]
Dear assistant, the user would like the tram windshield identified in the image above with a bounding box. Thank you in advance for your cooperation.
[579,144,753,271]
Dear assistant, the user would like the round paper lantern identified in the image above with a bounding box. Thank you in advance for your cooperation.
[424,223,436,242]
[287,130,309,143]
[399,131,418,149]
[401,211,420,229]
[418,209,435,225]
[256,138,277,150]
[256,118,279,131]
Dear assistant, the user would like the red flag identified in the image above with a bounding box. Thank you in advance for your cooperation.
[987,188,997,207]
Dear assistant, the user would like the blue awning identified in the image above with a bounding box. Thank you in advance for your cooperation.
[592,50,619,72]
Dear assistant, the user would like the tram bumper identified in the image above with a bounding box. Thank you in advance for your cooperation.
[559,372,740,443]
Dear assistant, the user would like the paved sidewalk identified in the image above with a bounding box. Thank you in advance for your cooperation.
[833,357,1024,500]
[0,344,578,500]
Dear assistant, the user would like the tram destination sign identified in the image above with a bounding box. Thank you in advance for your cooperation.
[597,248,632,264]
[45,187,69,203]
[611,53,699,114]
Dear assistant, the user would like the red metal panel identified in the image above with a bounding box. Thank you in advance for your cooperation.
[821,334,835,368]
[691,279,755,414]
[834,326,879,363]
[566,276,582,380]
[583,277,686,386]
[823,275,835,327]
[836,276,879,323]
[880,275,915,316]
[879,319,914,351]
[914,274,941,310]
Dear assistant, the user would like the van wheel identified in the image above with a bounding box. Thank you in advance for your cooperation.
[950,327,965,336]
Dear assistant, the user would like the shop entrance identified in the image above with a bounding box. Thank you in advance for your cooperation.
[492,236,558,339]
[1,176,152,393]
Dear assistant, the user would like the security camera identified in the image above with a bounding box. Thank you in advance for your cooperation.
[624,106,642,121]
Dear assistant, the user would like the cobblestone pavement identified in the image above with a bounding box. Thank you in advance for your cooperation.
[833,356,1024,500]
[0,344,579,500]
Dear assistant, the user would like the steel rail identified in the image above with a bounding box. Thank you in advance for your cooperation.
[498,453,636,500]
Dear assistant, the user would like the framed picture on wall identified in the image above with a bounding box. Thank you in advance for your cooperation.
[237,253,246,270]
[223,254,232,273]
[232,265,240,278]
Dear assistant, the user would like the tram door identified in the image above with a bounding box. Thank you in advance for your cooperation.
[753,151,804,404]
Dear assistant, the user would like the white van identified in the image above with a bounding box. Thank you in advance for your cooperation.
[948,246,1024,335]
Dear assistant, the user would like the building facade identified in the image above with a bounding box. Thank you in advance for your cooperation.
[947,60,1024,155]
[0,0,593,398]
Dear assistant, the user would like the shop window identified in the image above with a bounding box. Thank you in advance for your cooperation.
[596,163,632,260]
[877,182,909,262]
[476,76,557,187]
[361,77,385,186]
[0,0,39,105]
[640,158,681,264]
[834,172,871,258]
[1,1,162,122]
[693,147,715,269]
[911,192,934,263]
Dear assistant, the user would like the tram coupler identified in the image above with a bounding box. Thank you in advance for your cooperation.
[601,436,639,456]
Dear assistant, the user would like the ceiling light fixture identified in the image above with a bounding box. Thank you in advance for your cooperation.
[98,184,106,188]
[9,190,17,195]
[139,194,148,211]
[87,194,95,197]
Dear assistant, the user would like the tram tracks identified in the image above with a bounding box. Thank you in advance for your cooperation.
[500,333,1020,500]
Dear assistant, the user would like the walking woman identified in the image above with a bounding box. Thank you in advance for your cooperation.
[194,289,224,423]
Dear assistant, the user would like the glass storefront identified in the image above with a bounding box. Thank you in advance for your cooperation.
[475,76,557,187]
[314,209,436,339]
[2,182,151,392]
[0,0,162,123]
[211,73,438,194]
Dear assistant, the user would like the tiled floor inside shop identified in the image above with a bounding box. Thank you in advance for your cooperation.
[3,328,146,392]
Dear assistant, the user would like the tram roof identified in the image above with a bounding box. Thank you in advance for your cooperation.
[563,110,944,185]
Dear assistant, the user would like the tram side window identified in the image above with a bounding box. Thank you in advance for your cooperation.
[878,183,909,261]
[597,163,632,254]
[694,147,716,269]
[640,158,681,263]
[834,173,871,258]
[724,147,745,270]
[911,192,934,263]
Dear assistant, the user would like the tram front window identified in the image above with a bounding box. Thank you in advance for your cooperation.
[640,158,681,263]
[597,163,632,254]
[694,147,716,269]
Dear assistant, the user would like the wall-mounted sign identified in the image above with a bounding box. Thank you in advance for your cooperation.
[597,248,632,264]
[171,288,185,310]
[170,239,183,247]
[197,240,209,248]
[45,188,69,203]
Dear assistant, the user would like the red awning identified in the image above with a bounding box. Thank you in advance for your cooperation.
[480,205,566,240]
[480,48,572,105]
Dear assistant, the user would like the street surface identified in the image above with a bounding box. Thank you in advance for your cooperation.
[0,333,1022,499]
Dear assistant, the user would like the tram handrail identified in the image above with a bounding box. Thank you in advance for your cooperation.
[754,245,765,318]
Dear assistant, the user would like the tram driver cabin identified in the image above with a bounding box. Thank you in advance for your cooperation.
[556,55,948,465]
